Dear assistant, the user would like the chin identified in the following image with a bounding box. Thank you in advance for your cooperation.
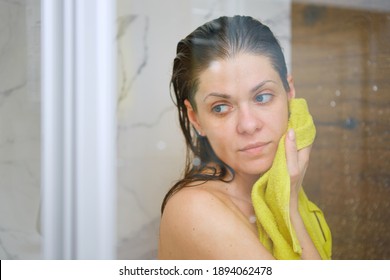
[253,157,273,173]
[238,162,272,178]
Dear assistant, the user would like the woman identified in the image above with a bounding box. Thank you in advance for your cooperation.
[158,15,330,259]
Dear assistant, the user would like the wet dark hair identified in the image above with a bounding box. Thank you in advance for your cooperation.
[161,15,290,213]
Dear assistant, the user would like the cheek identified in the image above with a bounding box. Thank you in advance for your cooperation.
[202,122,234,155]
[205,127,230,146]
[281,113,289,133]
[268,108,289,138]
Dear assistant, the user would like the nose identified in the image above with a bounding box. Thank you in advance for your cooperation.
[236,105,262,135]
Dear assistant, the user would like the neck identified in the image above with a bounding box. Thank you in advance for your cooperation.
[227,171,259,203]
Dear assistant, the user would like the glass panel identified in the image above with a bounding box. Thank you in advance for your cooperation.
[115,0,292,259]
[292,0,390,259]
[1,0,388,260]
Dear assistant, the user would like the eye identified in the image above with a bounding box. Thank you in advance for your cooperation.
[255,93,273,104]
[212,104,230,114]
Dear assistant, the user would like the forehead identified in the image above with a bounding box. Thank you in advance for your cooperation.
[196,53,280,96]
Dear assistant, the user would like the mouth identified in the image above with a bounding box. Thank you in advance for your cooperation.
[238,141,271,155]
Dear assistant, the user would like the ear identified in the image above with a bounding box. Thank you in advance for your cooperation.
[287,75,296,100]
[184,99,204,136]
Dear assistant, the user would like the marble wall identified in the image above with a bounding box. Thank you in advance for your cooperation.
[0,0,41,259]
[0,0,291,259]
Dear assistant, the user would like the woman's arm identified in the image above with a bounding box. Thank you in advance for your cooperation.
[158,187,275,260]
[285,128,322,259]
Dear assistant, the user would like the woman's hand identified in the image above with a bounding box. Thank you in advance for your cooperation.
[285,128,321,259]
[285,129,312,207]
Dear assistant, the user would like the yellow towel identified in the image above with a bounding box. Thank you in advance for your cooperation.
[251,98,332,260]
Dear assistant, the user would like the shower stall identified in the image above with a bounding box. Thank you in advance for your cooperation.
[0,0,389,260]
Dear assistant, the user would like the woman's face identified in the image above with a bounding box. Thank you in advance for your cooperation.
[186,53,295,180]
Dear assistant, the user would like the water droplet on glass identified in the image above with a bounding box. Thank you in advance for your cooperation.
[372,85,378,92]
[344,117,358,129]
[249,215,257,224]
[157,141,166,150]
[193,157,201,166]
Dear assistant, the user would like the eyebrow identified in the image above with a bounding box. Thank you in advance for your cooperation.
[203,92,231,102]
[250,79,277,93]
[203,79,277,102]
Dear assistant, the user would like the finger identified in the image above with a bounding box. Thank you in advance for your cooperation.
[297,145,311,179]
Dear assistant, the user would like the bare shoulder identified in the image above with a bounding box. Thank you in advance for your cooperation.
[158,184,273,260]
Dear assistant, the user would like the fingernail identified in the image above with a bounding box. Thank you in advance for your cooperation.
[288,129,295,141]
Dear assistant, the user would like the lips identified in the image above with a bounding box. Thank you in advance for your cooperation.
[239,141,270,155]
